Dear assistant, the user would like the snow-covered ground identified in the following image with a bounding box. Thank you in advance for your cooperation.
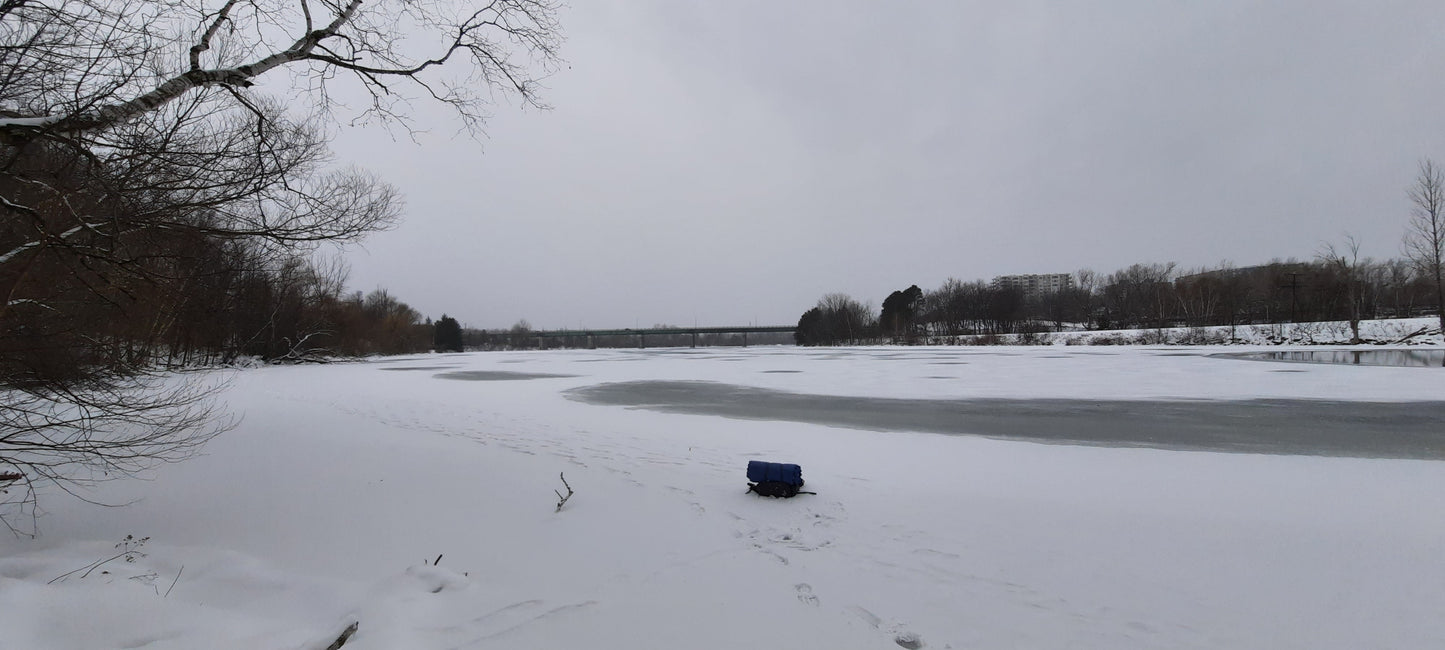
[4,344,1445,649]
[967,315,1443,347]
[1051,313,1445,348]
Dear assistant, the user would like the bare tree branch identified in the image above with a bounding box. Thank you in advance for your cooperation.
[1405,158,1445,334]
[554,472,572,512]
[1,1,561,137]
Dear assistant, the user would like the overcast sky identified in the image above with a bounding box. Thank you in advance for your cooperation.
[330,1,1445,330]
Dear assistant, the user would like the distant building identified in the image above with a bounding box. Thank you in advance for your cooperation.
[990,273,1075,296]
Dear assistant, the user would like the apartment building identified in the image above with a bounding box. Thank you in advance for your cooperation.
[989,273,1075,296]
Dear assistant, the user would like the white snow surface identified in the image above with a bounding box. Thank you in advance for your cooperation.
[4,344,1445,649]
[1040,316,1442,349]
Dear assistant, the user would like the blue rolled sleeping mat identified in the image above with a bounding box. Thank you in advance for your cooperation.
[747,460,804,487]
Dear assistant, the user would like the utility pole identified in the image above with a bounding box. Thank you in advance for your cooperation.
[1281,272,1302,323]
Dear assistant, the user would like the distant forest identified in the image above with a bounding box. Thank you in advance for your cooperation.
[472,254,1441,351]
[791,160,1445,348]
[796,256,1439,347]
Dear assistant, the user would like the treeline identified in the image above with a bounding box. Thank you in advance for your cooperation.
[1,138,443,389]
[3,227,443,381]
[796,258,1442,346]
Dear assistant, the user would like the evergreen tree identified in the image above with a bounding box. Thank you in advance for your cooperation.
[795,308,824,346]
[434,315,465,352]
[879,285,924,342]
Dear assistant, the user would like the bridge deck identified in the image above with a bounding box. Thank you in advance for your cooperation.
[534,326,794,338]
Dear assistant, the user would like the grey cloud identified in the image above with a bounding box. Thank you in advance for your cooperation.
[337,1,1445,329]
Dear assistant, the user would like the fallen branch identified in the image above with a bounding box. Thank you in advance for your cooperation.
[554,472,574,512]
[1391,326,1433,344]
[323,621,359,650]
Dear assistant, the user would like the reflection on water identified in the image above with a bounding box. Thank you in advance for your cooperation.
[1250,350,1445,368]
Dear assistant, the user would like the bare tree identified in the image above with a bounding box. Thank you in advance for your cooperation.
[1101,262,1176,329]
[921,278,969,337]
[795,294,875,346]
[818,293,874,344]
[3,0,561,308]
[1405,159,1445,333]
[508,319,534,349]
[1318,235,1366,344]
[0,0,562,531]
[0,0,560,139]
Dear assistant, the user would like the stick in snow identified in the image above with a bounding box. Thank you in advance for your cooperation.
[323,621,359,650]
[555,472,574,512]
[164,565,183,598]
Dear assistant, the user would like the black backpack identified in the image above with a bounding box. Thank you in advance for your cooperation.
[748,480,804,498]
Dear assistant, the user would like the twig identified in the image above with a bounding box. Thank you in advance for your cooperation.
[48,535,148,584]
[164,565,183,597]
[554,472,574,512]
[47,551,128,584]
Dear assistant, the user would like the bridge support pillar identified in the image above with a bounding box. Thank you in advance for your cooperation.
[588,334,595,349]
[742,332,749,347]
[638,333,645,349]
[691,332,698,348]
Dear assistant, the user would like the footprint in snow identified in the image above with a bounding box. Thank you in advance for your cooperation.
[893,631,925,649]
[794,583,819,606]
[847,605,925,649]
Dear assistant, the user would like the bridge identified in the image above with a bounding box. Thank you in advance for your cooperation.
[532,325,795,349]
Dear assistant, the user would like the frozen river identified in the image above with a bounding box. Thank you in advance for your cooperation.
[9,344,1445,649]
